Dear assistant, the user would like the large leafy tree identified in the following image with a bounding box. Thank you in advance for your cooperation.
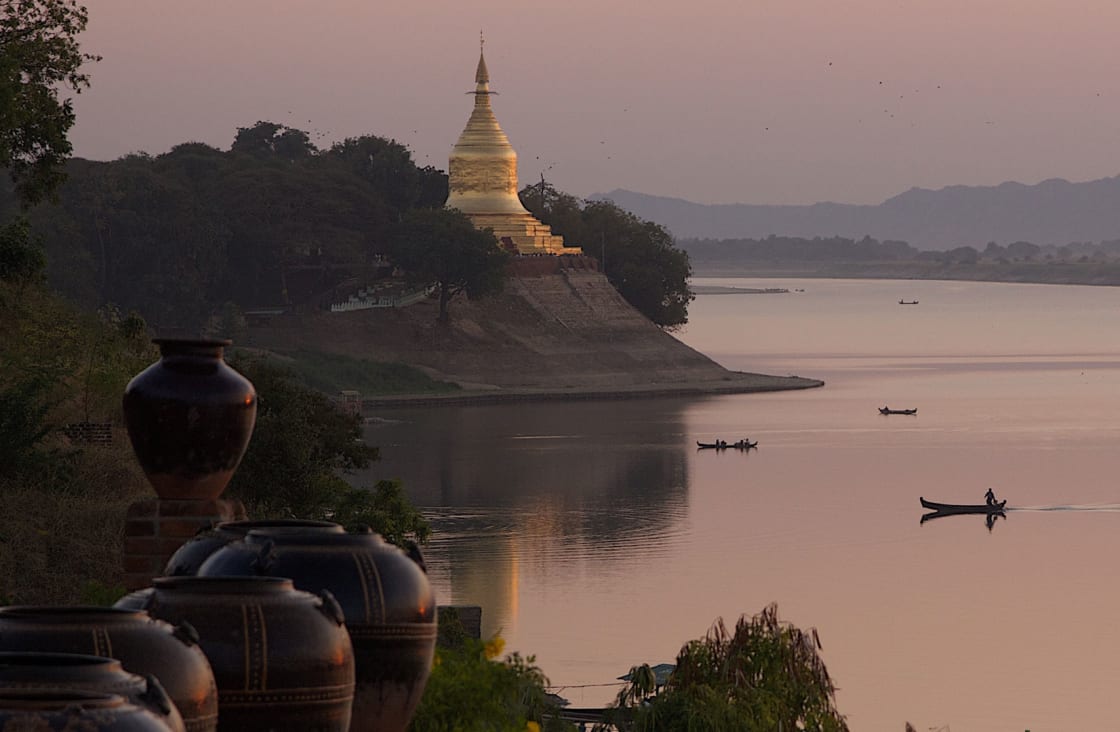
[231,121,316,162]
[0,0,99,207]
[520,185,694,328]
[385,207,509,323]
[224,356,430,545]
[603,604,849,732]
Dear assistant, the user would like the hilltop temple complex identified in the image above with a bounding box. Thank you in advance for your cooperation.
[446,42,581,256]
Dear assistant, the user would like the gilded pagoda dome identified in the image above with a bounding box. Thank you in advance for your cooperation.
[446,41,580,255]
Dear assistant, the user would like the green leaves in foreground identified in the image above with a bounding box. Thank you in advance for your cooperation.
[224,355,429,545]
[602,604,849,732]
[411,631,571,732]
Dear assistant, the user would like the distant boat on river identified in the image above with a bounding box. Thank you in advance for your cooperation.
[696,439,757,450]
[879,407,917,415]
[899,299,919,305]
[920,496,1007,514]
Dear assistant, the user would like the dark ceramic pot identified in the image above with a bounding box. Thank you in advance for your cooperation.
[198,528,436,732]
[0,652,185,732]
[0,690,175,731]
[144,577,354,732]
[0,606,218,732]
[122,338,256,500]
[163,520,343,577]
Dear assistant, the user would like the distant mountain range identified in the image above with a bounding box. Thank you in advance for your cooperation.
[592,175,1120,251]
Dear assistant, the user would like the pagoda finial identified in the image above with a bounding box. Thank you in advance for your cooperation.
[475,31,490,87]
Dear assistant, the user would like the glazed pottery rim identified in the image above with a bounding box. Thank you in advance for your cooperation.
[152,337,232,349]
[242,529,387,546]
[216,519,344,535]
[0,689,127,708]
[0,652,123,669]
[152,576,294,593]
[0,606,146,620]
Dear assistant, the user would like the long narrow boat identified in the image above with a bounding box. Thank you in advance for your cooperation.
[879,407,917,415]
[920,497,1006,514]
[696,441,728,449]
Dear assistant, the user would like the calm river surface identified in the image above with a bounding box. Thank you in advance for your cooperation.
[358,278,1120,731]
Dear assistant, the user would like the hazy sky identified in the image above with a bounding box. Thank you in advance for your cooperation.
[70,0,1120,205]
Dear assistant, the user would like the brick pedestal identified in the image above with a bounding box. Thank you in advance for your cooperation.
[123,498,247,590]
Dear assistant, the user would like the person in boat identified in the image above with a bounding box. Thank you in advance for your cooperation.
[984,488,997,506]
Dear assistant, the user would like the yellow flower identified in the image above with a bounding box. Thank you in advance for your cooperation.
[525,722,541,732]
[483,635,506,660]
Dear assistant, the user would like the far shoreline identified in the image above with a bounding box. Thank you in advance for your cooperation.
[689,262,1120,287]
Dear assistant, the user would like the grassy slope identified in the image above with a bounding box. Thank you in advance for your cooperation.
[232,348,460,397]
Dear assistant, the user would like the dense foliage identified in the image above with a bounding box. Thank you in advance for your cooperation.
[602,604,848,732]
[411,618,572,732]
[0,0,99,206]
[521,183,693,328]
[386,207,509,323]
[0,270,157,603]
[0,122,450,328]
[225,355,430,545]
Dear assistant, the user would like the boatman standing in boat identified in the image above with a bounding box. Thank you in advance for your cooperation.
[985,488,997,506]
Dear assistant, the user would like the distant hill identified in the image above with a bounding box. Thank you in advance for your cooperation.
[593,175,1120,250]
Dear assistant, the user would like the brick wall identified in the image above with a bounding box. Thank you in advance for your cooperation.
[122,498,247,590]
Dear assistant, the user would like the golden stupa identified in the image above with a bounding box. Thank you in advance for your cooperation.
[446,41,581,255]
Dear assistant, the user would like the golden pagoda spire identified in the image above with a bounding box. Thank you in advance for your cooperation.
[476,31,489,86]
[445,39,580,255]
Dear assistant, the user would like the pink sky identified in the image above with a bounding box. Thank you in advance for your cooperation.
[71,0,1120,205]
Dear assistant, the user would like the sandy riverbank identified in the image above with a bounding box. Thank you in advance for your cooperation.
[363,372,823,407]
[249,267,822,404]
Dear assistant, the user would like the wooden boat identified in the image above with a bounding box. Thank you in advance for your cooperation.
[899,300,919,305]
[879,407,917,415]
[733,440,758,450]
[920,497,1006,514]
[696,441,729,449]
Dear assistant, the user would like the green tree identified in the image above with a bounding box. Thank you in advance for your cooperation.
[325,135,422,215]
[0,0,99,206]
[602,604,849,732]
[581,201,693,329]
[519,186,693,328]
[385,207,509,323]
[231,120,316,161]
[411,633,573,732]
[0,216,45,287]
[224,355,430,545]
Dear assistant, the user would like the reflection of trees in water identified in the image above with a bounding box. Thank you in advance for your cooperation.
[359,399,690,537]
[355,399,693,637]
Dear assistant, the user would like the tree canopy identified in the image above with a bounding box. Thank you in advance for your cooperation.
[520,183,693,328]
[385,207,509,323]
[603,604,849,732]
[0,0,99,207]
[224,355,430,546]
[0,123,450,329]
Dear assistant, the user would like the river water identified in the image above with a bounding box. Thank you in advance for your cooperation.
[359,278,1120,731]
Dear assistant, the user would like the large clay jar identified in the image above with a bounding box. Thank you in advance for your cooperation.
[0,606,218,732]
[198,527,436,732]
[0,652,185,732]
[164,519,343,577]
[0,690,175,731]
[143,576,355,732]
[122,338,256,500]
